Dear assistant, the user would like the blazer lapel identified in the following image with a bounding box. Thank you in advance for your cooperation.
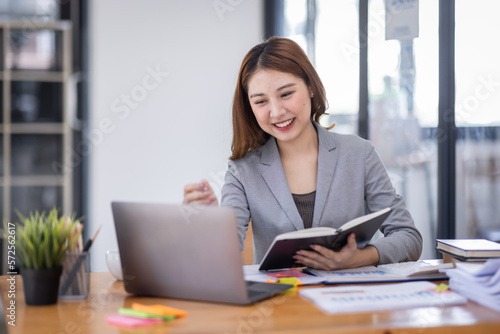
[260,138,304,231]
[312,124,338,227]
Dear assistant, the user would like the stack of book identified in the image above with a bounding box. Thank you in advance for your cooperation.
[436,239,500,263]
[446,258,500,312]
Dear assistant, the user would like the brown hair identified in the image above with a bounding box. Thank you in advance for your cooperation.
[230,37,330,160]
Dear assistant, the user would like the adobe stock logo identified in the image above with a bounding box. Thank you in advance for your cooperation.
[110,65,169,121]
[455,74,500,125]
[213,0,244,21]
[52,64,169,175]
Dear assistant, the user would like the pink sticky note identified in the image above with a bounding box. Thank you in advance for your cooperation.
[267,268,308,278]
[106,314,163,328]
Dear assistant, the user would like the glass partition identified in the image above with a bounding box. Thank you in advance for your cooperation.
[279,0,500,255]
[367,0,439,259]
[455,0,500,242]
[315,0,359,134]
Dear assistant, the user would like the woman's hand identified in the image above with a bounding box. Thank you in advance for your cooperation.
[183,179,218,206]
[292,233,379,270]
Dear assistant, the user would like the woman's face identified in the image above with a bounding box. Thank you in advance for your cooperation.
[247,69,313,144]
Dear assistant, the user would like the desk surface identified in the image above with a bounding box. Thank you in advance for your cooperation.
[1,272,500,334]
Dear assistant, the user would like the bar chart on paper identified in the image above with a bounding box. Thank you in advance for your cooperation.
[299,281,467,314]
[305,260,452,283]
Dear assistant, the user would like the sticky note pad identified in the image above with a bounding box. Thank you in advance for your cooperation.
[434,283,450,293]
[278,277,299,295]
[267,269,307,278]
[106,314,162,328]
[278,277,300,286]
[118,308,175,320]
[131,303,188,318]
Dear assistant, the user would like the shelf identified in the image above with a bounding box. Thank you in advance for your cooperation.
[0,20,73,274]
[0,20,71,31]
[10,71,66,82]
[0,123,64,134]
[0,175,63,187]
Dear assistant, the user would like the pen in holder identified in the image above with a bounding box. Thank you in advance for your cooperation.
[60,224,101,297]
[59,251,90,299]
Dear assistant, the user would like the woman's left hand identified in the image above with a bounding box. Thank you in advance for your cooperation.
[292,233,379,270]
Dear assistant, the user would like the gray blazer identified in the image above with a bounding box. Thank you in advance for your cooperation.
[221,122,423,264]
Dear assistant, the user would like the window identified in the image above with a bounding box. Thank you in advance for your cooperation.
[455,0,500,241]
[273,0,500,259]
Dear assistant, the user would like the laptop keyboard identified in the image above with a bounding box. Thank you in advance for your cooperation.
[245,281,292,302]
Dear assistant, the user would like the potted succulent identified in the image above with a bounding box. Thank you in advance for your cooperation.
[4,208,82,306]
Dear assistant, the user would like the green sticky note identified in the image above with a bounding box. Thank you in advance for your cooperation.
[118,308,175,320]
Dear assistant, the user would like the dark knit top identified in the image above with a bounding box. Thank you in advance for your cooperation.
[292,190,316,229]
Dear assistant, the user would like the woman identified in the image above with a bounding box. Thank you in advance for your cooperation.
[184,37,422,270]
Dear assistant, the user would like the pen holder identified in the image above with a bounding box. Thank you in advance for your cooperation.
[59,252,90,299]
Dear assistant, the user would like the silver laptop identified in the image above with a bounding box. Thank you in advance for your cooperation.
[111,201,293,305]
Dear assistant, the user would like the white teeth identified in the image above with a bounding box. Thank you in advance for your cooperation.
[275,119,293,128]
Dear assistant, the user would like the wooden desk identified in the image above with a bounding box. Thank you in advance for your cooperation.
[1,272,500,333]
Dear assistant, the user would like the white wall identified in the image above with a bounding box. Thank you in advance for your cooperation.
[89,0,263,272]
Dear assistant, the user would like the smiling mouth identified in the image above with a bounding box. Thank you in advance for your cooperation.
[274,118,295,128]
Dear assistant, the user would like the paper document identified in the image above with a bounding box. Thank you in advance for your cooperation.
[377,259,454,276]
[446,258,500,312]
[306,260,451,284]
[454,258,500,276]
[299,281,467,314]
[243,264,325,285]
